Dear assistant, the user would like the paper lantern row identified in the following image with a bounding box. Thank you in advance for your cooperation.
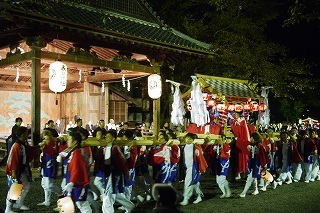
[186,99,267,112]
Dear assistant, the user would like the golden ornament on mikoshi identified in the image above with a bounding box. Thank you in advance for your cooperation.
[49,61,68,93]
[148,74,162,99]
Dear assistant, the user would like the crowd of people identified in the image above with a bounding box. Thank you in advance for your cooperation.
[3,116,320,213]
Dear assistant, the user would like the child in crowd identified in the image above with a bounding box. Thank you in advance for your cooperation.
[275,131,300,185]
[122,130,139,202]
[180,133,208,206]
[5,126,38,213]
[37,128,61,206]
[102,129,135,213]
[93,128,107,201]
[166,130,181,185]
[62,128,92,213]
[293,129,317,182]
[147,130,171,184]
[213,135,232,198]
[133,143,153,202]
[239,132,269,198]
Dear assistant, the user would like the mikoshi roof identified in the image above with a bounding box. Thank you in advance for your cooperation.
[195,73,261,100]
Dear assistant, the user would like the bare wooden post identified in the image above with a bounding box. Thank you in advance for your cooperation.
[27,37,46,168]
[27,37,46,146]
[83,78,90,124]
[104,83,109,125]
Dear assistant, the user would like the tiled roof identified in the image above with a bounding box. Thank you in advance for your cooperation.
[2,0,214,54]
[196,74,261,99]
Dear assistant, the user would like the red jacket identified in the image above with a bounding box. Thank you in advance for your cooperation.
[6,142,37,177]
[194,144,208,173]
[170,145,180,164]
[68,148,90,187]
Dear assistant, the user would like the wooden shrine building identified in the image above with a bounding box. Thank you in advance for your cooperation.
[0,0,215,143]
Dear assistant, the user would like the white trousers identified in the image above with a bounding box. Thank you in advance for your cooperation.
[240,172,257,195]
[311,157,319,180]
[102,176,135,213]
[293,162,312,181]
[182,167,202,201]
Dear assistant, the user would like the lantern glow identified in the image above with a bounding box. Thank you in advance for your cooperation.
[148,74,162,99]
[234,103,243,112]
[250,101,259,111]
[49,61,68,93]
[216,103,226,112]
[258,103,267,112]
[226,104,235,112]
[8,182,23,201]
[261,169,274,183]
[57,196,75,213]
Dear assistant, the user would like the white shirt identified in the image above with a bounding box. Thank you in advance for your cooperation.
[184,144,194,169]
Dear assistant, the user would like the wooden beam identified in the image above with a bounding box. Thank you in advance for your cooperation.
[0,52,32,67]
[40,51,159,74]
[87,72,149,82]
[0,68,81,81]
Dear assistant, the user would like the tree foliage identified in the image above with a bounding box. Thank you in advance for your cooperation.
[284,0,320,26]
[148,0,313,99]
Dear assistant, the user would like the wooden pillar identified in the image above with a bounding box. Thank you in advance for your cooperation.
[147,52,165,141]
[27,37,46,146]
[83,78,90,125]
[152,66,162,140]
[104,83,110,124]
[153,98,160,139]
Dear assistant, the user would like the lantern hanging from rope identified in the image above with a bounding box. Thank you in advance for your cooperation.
[243,103,251,111]
[49,61,67,93]
[250,101,259,111]
[234,103,243,112]
[148,74,162,99]
[216,103,226,112]
[226,104,235,112]
[258,103,267,112]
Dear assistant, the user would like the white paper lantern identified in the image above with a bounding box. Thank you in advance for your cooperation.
[148,74,162,99]
[49,61,68,93]
[216,103,226,112]
[57,196,75,213]
[8,182,23,201]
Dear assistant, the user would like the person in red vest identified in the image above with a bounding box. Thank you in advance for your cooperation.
[213,135,232,198]
[37,128,61,207]
[239,132,269,198]
[179,133,208,206]
[62,128,92,213]
[5,126,39,213]
[102,129,135,213]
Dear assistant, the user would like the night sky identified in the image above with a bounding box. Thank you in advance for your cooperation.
[265,5,320,122]
[267,13,320,64]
